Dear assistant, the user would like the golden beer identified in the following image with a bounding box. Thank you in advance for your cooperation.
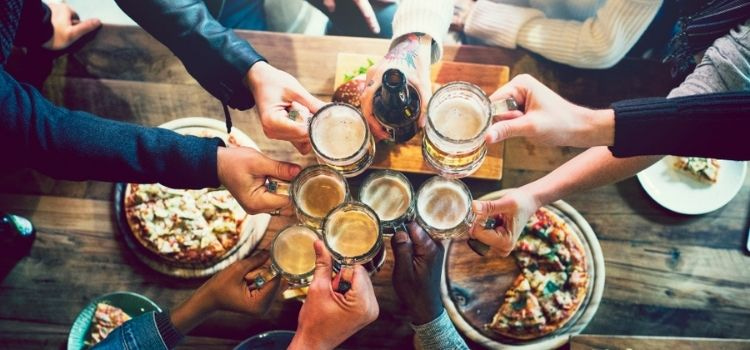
[359,170,415,235]
[322,202,384,274]
[310,103,375,177]
[415,176,475,239]
[290,165,350,231]
[254,225,317,289]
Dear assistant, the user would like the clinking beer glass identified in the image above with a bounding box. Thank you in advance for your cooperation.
[309,103,376,178]
[358,170,415,236]
[253,225,318,290]
[423,81,518,178]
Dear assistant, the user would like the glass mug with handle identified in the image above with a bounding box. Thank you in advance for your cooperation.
[423,81,518,178]
[309,103,376,178]
[264,165,350,232]
[415,176,496,256]
[253,225,318,290]
[358,170,415,236]
[322,201,385,291]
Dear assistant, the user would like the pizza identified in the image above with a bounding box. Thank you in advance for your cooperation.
[124,183,248,265]
[672,156,720,183]
[84,303,131,348]
[486,207,589,339]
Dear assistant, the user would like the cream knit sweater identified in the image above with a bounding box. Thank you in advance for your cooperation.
[464,0,663,69]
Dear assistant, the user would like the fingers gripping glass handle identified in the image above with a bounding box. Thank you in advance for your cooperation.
[490,97,519,116]
[253,267,279,290]
[467,218,498,257]
[264,177,291,196]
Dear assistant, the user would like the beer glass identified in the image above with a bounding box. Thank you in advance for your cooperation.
[265,165,350,231]
[423,82,518,178]
[415,176,476,240]
[309,103,376,177]
[322,201,385,276]
[358,170,415,236]
[253,225,318,289]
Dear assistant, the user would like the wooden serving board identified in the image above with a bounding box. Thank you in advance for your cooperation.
[440,190,605,349]
[570,335,750,350]
[334,53,510,180]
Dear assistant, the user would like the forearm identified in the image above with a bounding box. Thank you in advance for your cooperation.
[466,0,661,68]
[390,0,452,63]
[1,69,222,188]
[524,147,661,207]
[115,0,264,109]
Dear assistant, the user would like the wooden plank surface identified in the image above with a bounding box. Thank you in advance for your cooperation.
[570,335,750,350]
[1,26,749,350]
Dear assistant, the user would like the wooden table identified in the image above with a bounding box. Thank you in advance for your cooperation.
[1,26,749,349]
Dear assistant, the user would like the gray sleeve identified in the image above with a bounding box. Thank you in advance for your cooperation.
[668,19,750,98]
[411,309,469,350]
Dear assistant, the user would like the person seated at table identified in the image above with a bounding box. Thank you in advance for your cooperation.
[114,0,326,155]
[2,0,315,216]
[468,16,750,255]
[94,241,379,349]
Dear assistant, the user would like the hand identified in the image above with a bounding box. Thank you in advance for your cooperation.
[170,250,281,334]
[42,3,101,51]
[470,189,540,256]
[245,62,326,154]
[391,223,444,325]
[486,74,615,148]
[289,240,379,350]
[361,33,433,141]
[322,0,381,34]
[216,146,300,215]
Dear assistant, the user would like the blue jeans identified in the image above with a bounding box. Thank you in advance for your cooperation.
[94,312,175,350]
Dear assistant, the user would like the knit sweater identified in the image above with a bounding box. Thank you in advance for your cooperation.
[390,0,453,63]
[464,0,663,68]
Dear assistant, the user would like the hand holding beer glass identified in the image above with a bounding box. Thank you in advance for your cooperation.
[359,170,415,236]
[423,81,518,178]
[251,225,318,290]
[309,103,376,177]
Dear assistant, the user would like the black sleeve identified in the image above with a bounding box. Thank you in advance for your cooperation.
[1,67,223,189]
[114,0,265,110]
[14,1,54,48]
[609,92,750,160]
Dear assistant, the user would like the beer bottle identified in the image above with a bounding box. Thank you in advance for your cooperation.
[372,68,420,143]
[0,213,36,264]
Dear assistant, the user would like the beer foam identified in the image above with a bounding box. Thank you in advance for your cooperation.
[361,177,411,221]
[312,107,367,159]
[326,211,378,257]
[418,181,468,230]
[274,226,317,275]
[432,99,486,140]
[298,175,346,218]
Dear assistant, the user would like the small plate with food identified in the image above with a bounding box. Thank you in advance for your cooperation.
[441,191,605,349]
[68,291,160,350]
[637,156,747,215]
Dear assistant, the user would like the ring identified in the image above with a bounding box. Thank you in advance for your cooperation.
[269,209,282,216]
[288,109,299,121]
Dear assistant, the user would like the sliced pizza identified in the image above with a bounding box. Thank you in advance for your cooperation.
[673,156,720,183]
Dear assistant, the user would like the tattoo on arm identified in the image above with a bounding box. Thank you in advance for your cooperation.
[385,33,426,69]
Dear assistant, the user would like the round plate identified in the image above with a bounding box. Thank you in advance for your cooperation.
[67,291,161,350]
[637,157,747,215]
[440,190,605,349]
[234,330,296,350]
[114,117,271,278]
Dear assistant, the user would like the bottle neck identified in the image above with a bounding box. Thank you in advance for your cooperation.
[380,69,410,108]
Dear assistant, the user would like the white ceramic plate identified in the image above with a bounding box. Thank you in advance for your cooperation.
[637,157,747,215]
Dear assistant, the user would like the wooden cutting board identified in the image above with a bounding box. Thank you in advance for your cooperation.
[334,53,509,180]
[440,190,606,349]
[570,335,750,350]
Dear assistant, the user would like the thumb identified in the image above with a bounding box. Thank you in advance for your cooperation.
[69,18,102,42]
[238,250,270,274]
[485,117,531,144]
[251,151,302,181]
[312,240,333,286]
[391,230,414,283]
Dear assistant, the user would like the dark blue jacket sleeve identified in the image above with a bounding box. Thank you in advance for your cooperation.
[609,92,750,160]
[1,67,223,188]
[114,0,266,110]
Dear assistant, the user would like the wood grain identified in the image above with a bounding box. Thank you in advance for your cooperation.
[1,26,749,350]
[570,335,750,350]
